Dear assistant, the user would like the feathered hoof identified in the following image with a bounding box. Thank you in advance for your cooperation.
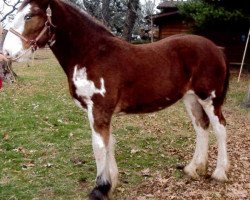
[184,165,200,180]
[196,163,208,176]
[211,168,228,182]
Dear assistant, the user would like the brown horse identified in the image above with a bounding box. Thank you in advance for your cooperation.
[3,0,230,199]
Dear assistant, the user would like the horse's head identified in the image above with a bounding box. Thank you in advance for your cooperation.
[3,0,54,62]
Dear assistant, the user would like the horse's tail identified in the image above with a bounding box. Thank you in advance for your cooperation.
[212,52,230,125]
[213,50,230,107]
[221,53,230,105]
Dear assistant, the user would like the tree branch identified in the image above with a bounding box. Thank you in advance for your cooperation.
[3,0,13,7]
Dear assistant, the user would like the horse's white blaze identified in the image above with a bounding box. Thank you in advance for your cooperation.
[183,92,209,178]
[198,96,229,181]
[3,4,32,60]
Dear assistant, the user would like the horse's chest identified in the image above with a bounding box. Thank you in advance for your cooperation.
[70,66,106,109]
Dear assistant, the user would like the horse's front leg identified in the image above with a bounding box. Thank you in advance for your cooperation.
[87,104,118,200]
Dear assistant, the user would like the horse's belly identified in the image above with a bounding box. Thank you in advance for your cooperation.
[118,95,181,114]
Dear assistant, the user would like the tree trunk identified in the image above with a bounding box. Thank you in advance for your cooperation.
[123,0,140,42]
[150,15,154,43]
[102,0,111,26]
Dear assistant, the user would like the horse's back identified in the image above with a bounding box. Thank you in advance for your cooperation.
[116,34,228,114]
[139,34,227,95]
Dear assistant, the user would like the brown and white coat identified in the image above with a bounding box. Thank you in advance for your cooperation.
[3,0,230,199]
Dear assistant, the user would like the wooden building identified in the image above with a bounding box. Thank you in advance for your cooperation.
[152,0,189,39]
[152,0,250,65]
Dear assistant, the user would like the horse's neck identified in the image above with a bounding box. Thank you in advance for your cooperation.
[50,0,113,73]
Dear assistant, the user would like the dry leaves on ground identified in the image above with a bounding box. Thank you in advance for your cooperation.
[124,108,250,200]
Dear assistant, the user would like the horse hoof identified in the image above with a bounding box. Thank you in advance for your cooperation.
[176,163,185,170]
[184,165,200,180]
[88,180,111,200]
[89,189,105,200]
[89,189,110,200]
[211,168,228,182]
[196,163,208,176]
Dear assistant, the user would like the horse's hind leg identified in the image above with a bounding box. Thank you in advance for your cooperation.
[183,92,210,179]
[198,97,229,182]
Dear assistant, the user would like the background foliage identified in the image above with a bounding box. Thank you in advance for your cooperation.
[178,0,250,32]
[68,0,149,38]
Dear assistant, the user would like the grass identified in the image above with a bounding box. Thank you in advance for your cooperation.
[0,49,249,200]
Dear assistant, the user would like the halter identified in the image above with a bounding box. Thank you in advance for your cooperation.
[9,5,56,53]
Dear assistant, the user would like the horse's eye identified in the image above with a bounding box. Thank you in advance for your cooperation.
[24,15,32,21]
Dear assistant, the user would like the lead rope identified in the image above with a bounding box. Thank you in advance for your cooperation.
[31,50,35,67]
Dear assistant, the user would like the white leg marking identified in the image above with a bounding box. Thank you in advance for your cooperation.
[183,93,209,179]
[198,98,229,181]
[72,65,113,186]
[108,134,118,190]
[3,4,32,60]
[87,102,110,184]
[92,130,108,181]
